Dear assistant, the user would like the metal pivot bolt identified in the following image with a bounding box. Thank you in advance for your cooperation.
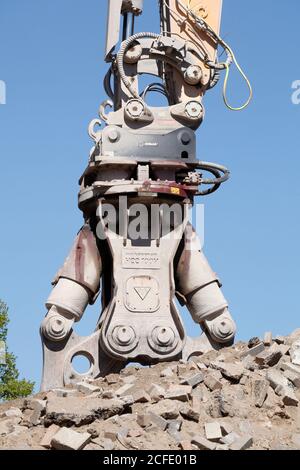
[109,325,138,353]
[209,317,235,343]
[148,326,178,354]
[184,65,203,85]
[185,101,204,120]
[42,314,71,342]
[125,99,145,119]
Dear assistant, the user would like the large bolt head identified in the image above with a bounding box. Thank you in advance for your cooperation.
[115,326,135,346]
[184,65,203,85]
[125,99,145,119]
[210,317,236,343]
[107,127,120,143]
[185,101,204,120]
[42,315,71,342]
[148,326,178,354]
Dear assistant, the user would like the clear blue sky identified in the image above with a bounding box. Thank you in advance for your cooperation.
[0,0,300,389]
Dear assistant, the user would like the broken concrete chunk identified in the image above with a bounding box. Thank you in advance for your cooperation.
[180,372,204,388]
[115,383,135,397]
[252,379,269,408]
[45,397,127,426]
[210,362,244,382]
[147,383,165,402]
[204,422,222,442]
[148,412,168,431]
[1,407,22,419]
[204,374,222,391]
[220,422,233,436]
[280,362,300,376]
[255,344,282,367]
[105,373,120,385]
[290,340,300,366]
[283,370,300,388]
[147,399,180,420]
[51,427,91,450]
[248,337,262,348]
[0,418,22,437]
[274,336,285,345]
[279,388,299,407]
[220,432,241,446]
[192,435,216,450]
[266,369,289,390]
[132,389,151,404]
[230,435,253,451]
[179,404,200,423]
[40,424,60,448]
[263,332,273,346]
[122,375,137,384]
[241,342,265,359]
[76,382,101,394]
[165,385,192,402]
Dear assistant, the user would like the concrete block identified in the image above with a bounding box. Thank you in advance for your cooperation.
[255,344,282,367]
[204,374,222,391]
[220,422,233,436]
[266,369,289,390]
[191,435,216,450]
[147,383,165,401]
[1,408,22,419]
[77,382,101,394]
[40,424,61,448]
[179,404,200,422]
[230,435,253,451]
[51,427,91,450]
[252,379,269,408]
[132,389,151,403]
[147,399,180,420]
[45,397,126,426]
[165,385,192,402]
[290,340,300,366]
[210,362,244,382]
[240,343,265,359]
[115,383,135,397]
[274,336,285,345]
[105,373,120,385]
[148,412,168,431]
[180,373,204,388]
[283,369,300,388]
[220,432,240,446]
[263,332,272,346]
[204,422,222,442]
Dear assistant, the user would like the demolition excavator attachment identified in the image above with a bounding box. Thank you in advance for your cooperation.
[40,0,251,391]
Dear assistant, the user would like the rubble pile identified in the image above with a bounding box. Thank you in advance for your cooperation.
[1,330,300,451]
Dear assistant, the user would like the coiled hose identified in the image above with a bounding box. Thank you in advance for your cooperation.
[195,162,230,196]
[116,32,160,98]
